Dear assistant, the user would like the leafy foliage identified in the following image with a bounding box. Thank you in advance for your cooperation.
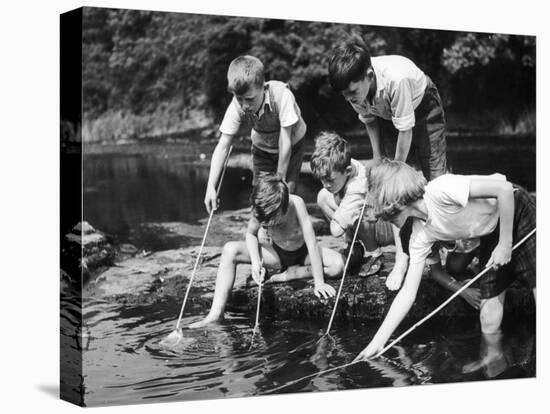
[81,7,535,140]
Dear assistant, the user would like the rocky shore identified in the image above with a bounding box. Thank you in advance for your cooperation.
[62,207,535,325]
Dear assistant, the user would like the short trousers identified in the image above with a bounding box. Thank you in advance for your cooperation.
[272,242,309,272]
[377,76,448,181]
[352,217,394,248]
[478,186,536,299]
[343,240,367,271]
[251,138,305,190]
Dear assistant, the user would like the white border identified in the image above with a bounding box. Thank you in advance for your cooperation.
[1,1,546,413]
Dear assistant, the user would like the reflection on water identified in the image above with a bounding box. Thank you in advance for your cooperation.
[82,152,323,251]
[75,292,535,406]
[83,136,535,252]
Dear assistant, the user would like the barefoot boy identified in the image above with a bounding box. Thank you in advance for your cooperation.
[356,160,536,359]
[204,55,307,214]
[190,175,341,328]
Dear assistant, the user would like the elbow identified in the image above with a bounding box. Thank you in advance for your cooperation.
[498,181,514,199]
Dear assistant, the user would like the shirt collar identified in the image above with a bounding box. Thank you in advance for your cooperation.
[256,83,271,117]
[337,161,357,199]
[367,59,386,104]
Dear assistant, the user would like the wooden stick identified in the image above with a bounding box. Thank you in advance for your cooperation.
[374,227,536,358]
[324,196,370,336]
[174,146,233,330]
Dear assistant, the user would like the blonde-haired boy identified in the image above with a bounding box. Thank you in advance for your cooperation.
[357,159,536,359]
[204,55,307,214]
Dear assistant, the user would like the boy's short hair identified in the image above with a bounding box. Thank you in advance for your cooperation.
[368,159,427,220]
[227,55,265,95]
[251,173,289,226]
[328,35,372,92]
[310,131,351,180]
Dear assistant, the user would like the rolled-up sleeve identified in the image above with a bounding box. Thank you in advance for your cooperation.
[219,97,243,135]
[409,222,433,265]
[390,79,416,131]
[332,191,365,231]
[278,88,300,128]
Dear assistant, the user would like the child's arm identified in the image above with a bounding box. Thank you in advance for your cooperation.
[245,217,265,284]
[429,263,480,309]
[390,79,415,162]
[469,178,514,268]
[293,196,336,299]
[204,133,233,213]
[276,125,293,180]
[365,119,383,159]
[330,220,346,238]
[356,260,425,360]
[394,129,413,162]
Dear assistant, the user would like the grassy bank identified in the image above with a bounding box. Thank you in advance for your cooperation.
[81,105,535,143]
[82,99,215,143]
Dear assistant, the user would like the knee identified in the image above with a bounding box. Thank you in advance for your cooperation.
[325,255,344,278]
[221,241,240,261]
[480,299,504,334]
[317,188,331,208]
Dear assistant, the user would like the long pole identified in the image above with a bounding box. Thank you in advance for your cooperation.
[174,146,233,330]
[374,227,536,358]
[324,196,370,335]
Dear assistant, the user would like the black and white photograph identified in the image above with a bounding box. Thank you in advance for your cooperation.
[57,4,540,408]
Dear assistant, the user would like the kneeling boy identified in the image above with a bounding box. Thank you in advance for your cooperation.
[310,132,398,278]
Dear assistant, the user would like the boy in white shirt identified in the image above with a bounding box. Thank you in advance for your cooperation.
[356,160,536,360]
[204,55,307,214]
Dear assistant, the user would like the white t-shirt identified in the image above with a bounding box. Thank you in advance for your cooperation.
[219,80,305,153]
[409,173,506,264]
[350,55,427,132]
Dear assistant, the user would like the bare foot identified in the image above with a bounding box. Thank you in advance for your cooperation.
[188,313,222,329]
[266,266,312,283]
[267,270,289,283]
[386,253,409,290]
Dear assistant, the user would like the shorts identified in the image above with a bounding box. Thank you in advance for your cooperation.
[251,138,305,190]
[478,186,536,299]
[377,76,448,181]
[272,242,309,272]
[342,240,367,271]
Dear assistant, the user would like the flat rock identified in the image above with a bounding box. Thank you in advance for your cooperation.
[84,208,535,323]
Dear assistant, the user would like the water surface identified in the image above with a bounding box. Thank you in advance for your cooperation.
[73,136,535,406]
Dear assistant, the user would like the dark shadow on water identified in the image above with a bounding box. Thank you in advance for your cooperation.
[36,384,59,399]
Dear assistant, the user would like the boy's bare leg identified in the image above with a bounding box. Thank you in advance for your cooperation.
[386,224,409,290]
[462,331,509,378]
[190,240,283,328]
[268,247,344,283]
[479,291,506,334]
[189,241,251,328]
